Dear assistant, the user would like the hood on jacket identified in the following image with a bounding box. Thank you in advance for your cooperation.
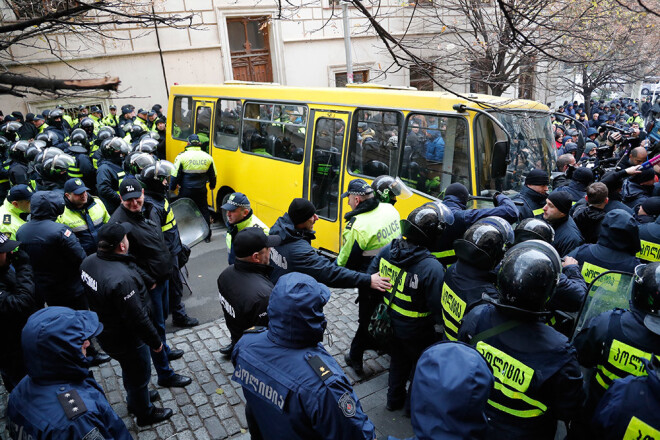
[597,209,640,253]
[410,341,493,440]
[389,237,431,267]
[30,190,65,220]
[269,213,314,245]
[22,307,103,383]
[622,179,652,203]
[442,194,466,211]
[573,204,606,223]
[520,185,548,204]
[267,272,330,348]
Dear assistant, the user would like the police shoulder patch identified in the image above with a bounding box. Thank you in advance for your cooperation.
[56,389,88,420]
[306,354,334,382]
[2,214,10,225]
[338,391,357,418]
[345,218,355,230]
[243,326,267,334]
[64,229,72,237]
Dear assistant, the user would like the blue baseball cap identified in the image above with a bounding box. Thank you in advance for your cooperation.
[341,178,374,198]
[64,178,90,195]
[7,184,33,202]
[221,192,250,211]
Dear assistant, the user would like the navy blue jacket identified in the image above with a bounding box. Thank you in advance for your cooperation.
[436,194,518,265]
[511,185,547,220]
[144,191,183,258]
[7,307,131,440]
[232,273,375,440]
[458,303,584,440]
[638,215,660,262]
[269,213,371,288]
[96,159,124,214]
[622,179,653,210]
[590,357,660,439]
[368,238,444,335]
[548,215,584,257]
[7,160,30,186]
[549,264,587,313]
[553,180,589,202]
[568,209,640,275]
[570,197,634,217]
[67,152,96,195]
[16,192,86,307]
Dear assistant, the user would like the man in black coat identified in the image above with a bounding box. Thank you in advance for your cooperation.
[80,222,173,426]
[511,169,549,220]
[543,191,584,257]
[0,233,38,391]
[269,198,391,291]
[108,177,190,388]
[217,227,280,357]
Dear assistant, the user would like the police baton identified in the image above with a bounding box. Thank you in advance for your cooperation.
[468,195,524,206]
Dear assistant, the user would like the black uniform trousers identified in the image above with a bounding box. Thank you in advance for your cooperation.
[349,289,381,362]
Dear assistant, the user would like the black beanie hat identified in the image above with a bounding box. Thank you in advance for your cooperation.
[572,167,594,185]
[525,169,549,186]
[642,197,660,217]
[444,183,469,206]
[547,191,572,215]
[288,198,316,225]
[631,168,656,185]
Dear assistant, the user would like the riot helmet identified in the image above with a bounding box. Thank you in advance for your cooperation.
[0,136,10,150]
[25,141,45,162]
[9,140,30,162]
[43,152,75,177]
[514,218,555,245]
[101,137,130,159]
[135,137,158,155]
[371,175,413,205]
[401,201,454,251]
[129,124,145,141]
[69,128,89,149]
[96,126,115,146]
[1,121,22,141]
[124,151,156,176]
[79,117,96,136]
[454,221,509,270]
[479,216,515,248]
[496,240,561,314]
[35,131,60,148]
[138,160,175,194]
[632,263,660,335]
[364,160,389,177]
[48,109,64,128]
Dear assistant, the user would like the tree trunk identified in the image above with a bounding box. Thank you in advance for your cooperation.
[0,73,120,93]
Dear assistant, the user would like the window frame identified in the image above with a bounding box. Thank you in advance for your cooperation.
[172,95,194,141]
[310,116,347,222]
[213,98,242,151]
[239,100,309,164]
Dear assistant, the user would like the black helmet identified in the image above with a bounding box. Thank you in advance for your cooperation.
[514,218,555,245]
[70,128,89,145]
[401,201,454,250]
[124,151,156,176]
[79,117,95,135]
[43,152,75,177]
[26,140,45,162]
[35,131,60,148]
[96,126,115,146]
[138,160,175,193]
[1,121,22,141]
[135,137,158,154]
[48,109,64,126]
[371,175,412,204]
[9,140,30,162]
[101,137,130,159]
[632,263,660,335]
[130,124,145,140]
[0,136,10,149]
[479,216,515,248]
[455,221,508,270]
[364,160,389,177]
[140,131,160,141]
[497,240,561,313]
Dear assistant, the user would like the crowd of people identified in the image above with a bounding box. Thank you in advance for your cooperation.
[0,95,659,440]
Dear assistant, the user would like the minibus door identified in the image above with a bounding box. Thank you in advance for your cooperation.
[193,100,215,152]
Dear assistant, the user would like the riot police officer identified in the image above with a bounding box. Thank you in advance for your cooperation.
[368,202,453,412]
[222,192,269,265]
[340,179,401,374]
[441,217,512,341]
[96,137,129,213]
[572,262,660,436]
[170,134,217,242]
[458,240,585,440]
[66,128,96,193]
[232,273,376,440]
[37,151,75,192]
[6,140,31,186]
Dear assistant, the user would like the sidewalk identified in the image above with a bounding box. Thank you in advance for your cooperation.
[0,288,414,439]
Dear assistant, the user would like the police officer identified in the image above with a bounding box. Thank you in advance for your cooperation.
[37,151,76,192]
[341,178,401,374]
[217,227,280,357]
[0,184,31,239]
[441,217,512,341]
[232,272,376,440]
[590,356,660,439]
[371,174,408,205]
[0,233,37,391]
[44,108,70,140]
[269,198,391,291]
[7,307,132,439]
[222,192,268,265]
[568,209,641,282]
[511,169,549,220]
[553,167,594,202]
[542,191,584,257]
[101,104,119,129]
[96,137,130,213]
[369,202,453,411]
[109,178,191,388]
[80,223,173,426]
[170,134,217,242]
[134,108,150,132]
[139,162,199,328]
[458,240,585,440]
[58,178,110,255]
[436,182,518,266]
[6,140,31,186]
[572,262,660,435]
[638,211,660,263]
[66,128,96,192]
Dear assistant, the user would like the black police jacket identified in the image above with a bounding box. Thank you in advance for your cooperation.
[217,259,274,344]
[96,160,123,214]
[144,191,182,257]
[548,215,584,257]
[458,303,585,440]
[108,203,172,283]
[7,161,30,187]
[269,213,371,288]
[512,185,547,220]
[0,250,38,358]
[80,250,161,350]
[16,192,87,307]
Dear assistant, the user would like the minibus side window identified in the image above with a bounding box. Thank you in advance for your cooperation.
[172,96,193,140]
[311,118,344,221]
[348,110,402,178]
[400,114,470,198]
[241,102,306,163]
[214,99,241,150]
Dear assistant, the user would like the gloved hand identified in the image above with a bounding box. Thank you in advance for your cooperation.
[492,191,502,207]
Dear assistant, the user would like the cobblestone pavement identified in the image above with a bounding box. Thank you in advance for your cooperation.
[0,287,411,439]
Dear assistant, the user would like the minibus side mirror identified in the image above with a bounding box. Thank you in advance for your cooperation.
[491,140,509,178]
